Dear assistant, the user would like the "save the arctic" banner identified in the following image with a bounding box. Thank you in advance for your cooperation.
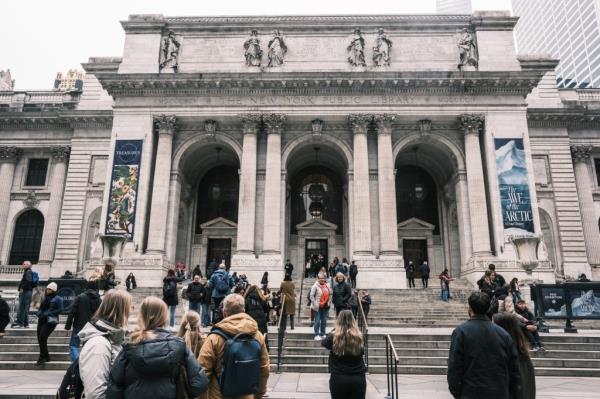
[495,138,535,235]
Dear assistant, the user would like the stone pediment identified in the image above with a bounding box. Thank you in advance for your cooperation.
[200,217,237,229]
[296,218,337,231]
[397,217,435,231]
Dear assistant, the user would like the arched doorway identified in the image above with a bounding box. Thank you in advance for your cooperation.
[9,209,44,265]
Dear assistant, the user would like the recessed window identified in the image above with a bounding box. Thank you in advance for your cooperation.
[25,158,49,187]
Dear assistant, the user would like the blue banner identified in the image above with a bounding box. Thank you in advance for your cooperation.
[105,139,143,238]
[495,138,534,235]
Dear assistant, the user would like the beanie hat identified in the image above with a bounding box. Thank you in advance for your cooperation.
[46,282,58,292]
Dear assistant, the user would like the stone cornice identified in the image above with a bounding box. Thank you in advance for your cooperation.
[0,110,113,130]
[527,108,600,128]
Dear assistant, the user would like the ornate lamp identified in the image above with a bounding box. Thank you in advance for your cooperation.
[309,201,324,219]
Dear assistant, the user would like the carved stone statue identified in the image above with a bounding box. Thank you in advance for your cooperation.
[373,28,392,67]
[0,69,15,91]
[458,28,479,70]
[159,31,181,72]
[244,30,263,67]
[267,30,287,67]
[347,29,366,67]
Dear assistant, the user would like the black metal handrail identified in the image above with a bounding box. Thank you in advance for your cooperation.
[276,295,287,374]
[357,296,369,371]
[385,334,399,399]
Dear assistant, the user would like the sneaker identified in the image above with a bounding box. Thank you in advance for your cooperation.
[11,324,22,329]
[314,335,322,341]
[35,358,46,366]
[537,346,546,352]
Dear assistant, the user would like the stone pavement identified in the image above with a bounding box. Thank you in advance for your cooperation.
[0,370,599,399]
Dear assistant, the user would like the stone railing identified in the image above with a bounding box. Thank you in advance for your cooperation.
[0,265,23,274]
[0,90,81,109]
[575,89,600,101]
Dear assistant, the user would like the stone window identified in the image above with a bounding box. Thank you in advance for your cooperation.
[25,158,49,187]
[533,156,550,186]
[9,209,44,265]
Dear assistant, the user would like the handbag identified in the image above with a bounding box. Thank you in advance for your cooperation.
[175,364,194,399]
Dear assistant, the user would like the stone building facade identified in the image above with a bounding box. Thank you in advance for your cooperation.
[0,12,598,287]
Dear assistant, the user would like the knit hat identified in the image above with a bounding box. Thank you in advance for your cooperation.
[46,282,58,292]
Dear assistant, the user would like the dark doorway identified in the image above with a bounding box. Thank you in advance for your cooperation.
[403,239,428,277]
[305,239,328,272]
[9,210,45,265]
[206,238,231,269]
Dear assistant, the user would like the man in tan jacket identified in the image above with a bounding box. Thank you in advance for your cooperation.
[199,293,270,399]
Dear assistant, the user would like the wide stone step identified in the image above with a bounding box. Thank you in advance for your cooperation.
[0,343,69,352]
[0,352,71,362]
[0,360,69,371]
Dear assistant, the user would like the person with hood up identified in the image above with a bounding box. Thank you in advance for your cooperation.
[199,293,270,399]
[107,296,208,399]
[78,290,132,399]
[35,282,64,366]
[332,273,351,316]
[406,261,416,289]
[65,277,101,362]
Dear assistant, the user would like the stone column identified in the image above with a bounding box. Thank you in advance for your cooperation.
[235,114,260,255]
[374,114,399,254]
[460,114,492,256]
[39,147,70,263]
[349,114,373,255]
[146,115,177,255]
[0,147,21,263]
[262,114,285,255]
[571,145,600,266]
[454,172,473,265]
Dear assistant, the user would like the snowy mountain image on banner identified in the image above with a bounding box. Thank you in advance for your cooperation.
[496,139,528,185]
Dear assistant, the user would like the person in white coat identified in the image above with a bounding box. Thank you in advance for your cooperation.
[78,290,131,399]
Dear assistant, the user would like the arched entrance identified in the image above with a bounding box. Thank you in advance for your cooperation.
[9,209,44,265]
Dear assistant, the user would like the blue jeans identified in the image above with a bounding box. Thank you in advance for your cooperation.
[16,290,33,327]
[314,307,329,337]
[169,305,177,327]
[189,301,200,314]
[442,289,449,301]
[201,303,211,327]
[69,328,81,363]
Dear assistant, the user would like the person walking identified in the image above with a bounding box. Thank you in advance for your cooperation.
[125,273,137,291]
[419,261,430,288]
[177,310,205,359]
[244,285,270,340]
[322,309,367,399]
[209,263,234,321]
[186,275,204,314]
[279,274,296,330]
[162,269,179,329]
[0,292,9,337]
[199,277,212,327]
[305,257,311,278]
[35,282,63,366]
[332,273,351,316]
[64,278,101,362]
[260,272,269,294]
[348,289,359,319]
[358,290,371,319]
[349,261,358,289]
[206,258,218,279]
[310,273,332,340]
[341,258,350,279]
[447,292,520,399]
[493,312,536,399]
[13,260,37,328]
[78,290,132,399]
[406,261,416,289]
[192,264,202,278]
[199,294,270,399]
[106,296,208,399]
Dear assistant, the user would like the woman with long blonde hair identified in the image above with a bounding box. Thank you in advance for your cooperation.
[106,296,208,399]
[177,310,205,358]
[321,309,366,399]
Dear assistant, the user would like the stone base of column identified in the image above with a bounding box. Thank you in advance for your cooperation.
[84,254,169,288]
[349,253,406,289]
[231,253,286,288]
[461,256,556,286]
[592,266,600,281]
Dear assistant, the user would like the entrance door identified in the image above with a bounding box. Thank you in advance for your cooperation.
[206,238,232,268]
[305,239,328,272]
[403,239,428,277]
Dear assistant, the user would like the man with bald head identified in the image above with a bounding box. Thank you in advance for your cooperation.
[13,261,36,328]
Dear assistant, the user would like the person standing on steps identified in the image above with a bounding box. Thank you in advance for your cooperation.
[310,273,332,340]
[419,261,430,289]
[162,269,180,329]
[406,261,416,289]
[13,260,37,328]
[322,309,367,399]
[260,271,269,294]
[199,277,212,327]
[65,277,101,363]
[186,274,204,314]
[349,260,358,289]
[35,282,64,366]
[0,292,9,337]
[439,269,453,302]
[192,264,202,278]
[332,273,351,316]
[279,274,296,330]
[209,263,234,322]
[284,259,294,279]
[359,290,371,319]
[244,285,270,349]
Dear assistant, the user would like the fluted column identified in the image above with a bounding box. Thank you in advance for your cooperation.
[0,147,21,263]
[235,114,260,255]
[454,171,473,266]
[262,114,285,254]
[146,115,177,254]
[571,145,600,266]
[39,147,70,263]
[374,114,399,254]
[349,114,373,255]
[460,114,492,256]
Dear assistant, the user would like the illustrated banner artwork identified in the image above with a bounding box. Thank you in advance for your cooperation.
[105,139,143,238]
[541,286,567,317]
[495,138,535,236]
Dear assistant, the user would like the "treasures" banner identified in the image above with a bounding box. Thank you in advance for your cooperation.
[105,139,143,238]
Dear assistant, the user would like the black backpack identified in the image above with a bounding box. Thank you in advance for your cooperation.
[210,328,262,397]
[163,280,177,298]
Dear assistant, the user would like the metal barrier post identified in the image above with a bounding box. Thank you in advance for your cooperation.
[276,296,287,374]
[384,334,399,399]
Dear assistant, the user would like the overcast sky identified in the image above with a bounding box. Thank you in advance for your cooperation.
[3,0,511,90]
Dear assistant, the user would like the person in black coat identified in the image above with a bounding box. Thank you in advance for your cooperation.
[162,269,179,329]
[244,285,270,336]
[349,261,358,289]
[125,273,137,291]
[192,265,202,278]
[206,259,218,279]
[284,259,294,278]
[65,279,101,362]
[406,261,416,289]
[419,261,430,288]
[332,273,351,316]
[447,292,520,399]
[0,293,10,337]
[36,282,64,365]
[186,275,205,314]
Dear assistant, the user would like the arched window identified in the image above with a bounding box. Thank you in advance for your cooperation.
[9,209,44,265]
[196,165,239,233]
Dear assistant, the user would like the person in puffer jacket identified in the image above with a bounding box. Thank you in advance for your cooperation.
[78,290,132,399]
[107,296,208,399]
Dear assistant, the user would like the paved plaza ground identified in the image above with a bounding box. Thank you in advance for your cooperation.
[0,370,598,399]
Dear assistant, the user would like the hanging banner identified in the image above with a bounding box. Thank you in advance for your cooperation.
[495,138,535,236]
[105,139,143,238]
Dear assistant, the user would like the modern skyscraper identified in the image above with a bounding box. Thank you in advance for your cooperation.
[436,0,472,14]
[513,0,600,88]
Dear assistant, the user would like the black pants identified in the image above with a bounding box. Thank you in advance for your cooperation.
[422,277,429,288]
[523,326,543,348]
[350,275,357,288]
[408,278,415,288]
[0,316,9,333]
[280,314,294,330]
[329,373,366,399]
[37,321,56,360]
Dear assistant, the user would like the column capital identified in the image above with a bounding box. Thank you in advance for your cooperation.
[571,144,593,163]
[0,146,22,163]
[373,114,397,134]
[239,113,262,135]
[263,113,286,134]
[348,114,373,135]
[459,114,485,135]
[154,114,177,136]
[50,146,71,162]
